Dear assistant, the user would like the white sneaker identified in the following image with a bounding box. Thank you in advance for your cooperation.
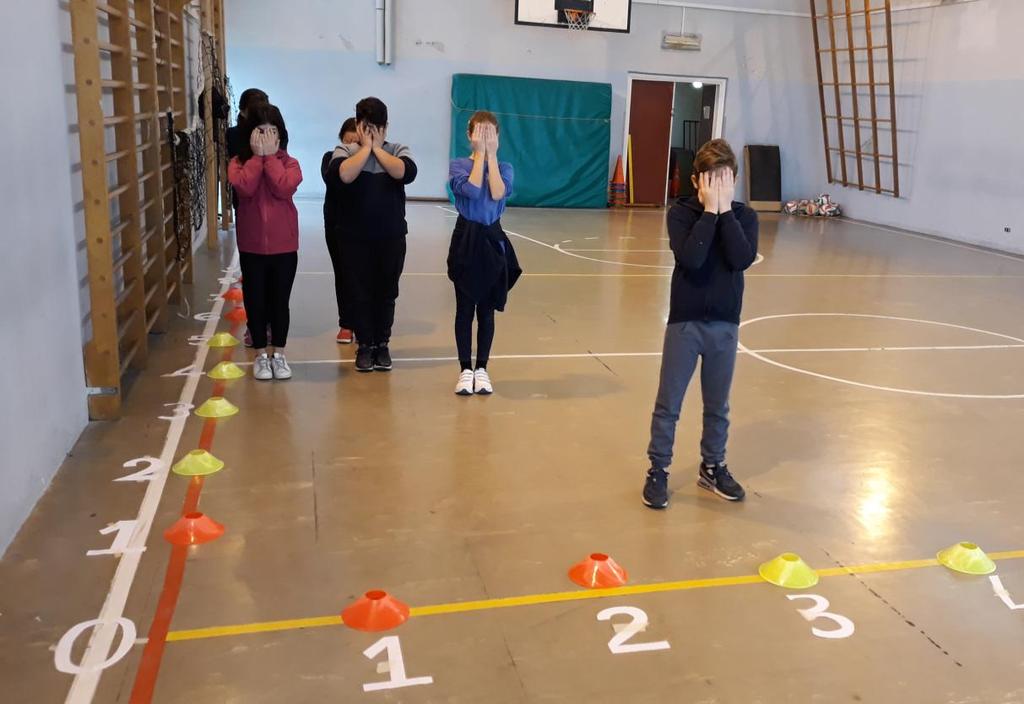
[271,352,292,380]
[253,353,272,381]
[455,369,475,396]
[474,368,493,395]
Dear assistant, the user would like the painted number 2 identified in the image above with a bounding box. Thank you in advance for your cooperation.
[786,594,855,639]
[596,606,671,654]
[361,636,433,692]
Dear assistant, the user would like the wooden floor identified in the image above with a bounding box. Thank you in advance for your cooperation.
[4,200,1024,703]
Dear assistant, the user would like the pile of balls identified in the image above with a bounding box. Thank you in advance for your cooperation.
[783,194,841,217]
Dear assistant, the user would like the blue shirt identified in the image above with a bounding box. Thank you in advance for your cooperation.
[448,158,514,226]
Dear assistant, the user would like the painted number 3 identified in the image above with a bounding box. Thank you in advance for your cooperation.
[596,606,671,654]
[787,594,855,639]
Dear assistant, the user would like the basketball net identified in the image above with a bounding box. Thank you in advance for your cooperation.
[564,9,594,31]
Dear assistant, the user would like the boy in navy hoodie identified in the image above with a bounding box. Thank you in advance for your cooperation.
[642,139,759,509]
[324,98,417,372]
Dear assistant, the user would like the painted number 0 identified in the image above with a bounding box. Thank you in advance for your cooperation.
[596,606,671,654]
[54,618,136,674]
[786,594,855,639]
[361,636,433,692]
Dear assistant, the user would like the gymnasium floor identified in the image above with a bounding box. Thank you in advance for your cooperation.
[3,200,1024,703]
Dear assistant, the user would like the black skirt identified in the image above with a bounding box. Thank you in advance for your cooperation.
[447,216,522,311]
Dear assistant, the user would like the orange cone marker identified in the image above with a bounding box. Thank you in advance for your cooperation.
[222,288,244,303]
[164,512,224,546]
[342,590,410,632]
[224,306,247,323]
[568,553,628,589]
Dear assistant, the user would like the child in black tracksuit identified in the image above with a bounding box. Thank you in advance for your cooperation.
[321,117,359,345]
[324,97,417,372]
[641,139,759,510]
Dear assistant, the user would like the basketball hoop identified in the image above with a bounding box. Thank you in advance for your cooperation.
[563,8,594,30]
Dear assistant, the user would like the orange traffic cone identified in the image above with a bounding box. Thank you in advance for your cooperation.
[609,156,627,207]
[341,590,410,632]
[670,163,682,198]
[164,512,225,546]
[568,553,628,589]
[224,306,247,323]
[222,288,243,303]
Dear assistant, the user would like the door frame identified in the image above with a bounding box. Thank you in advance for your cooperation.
[623,72,728,204]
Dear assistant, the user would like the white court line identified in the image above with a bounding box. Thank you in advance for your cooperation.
[739,313,1024,400]
[294,270,1024,280]
[564,248,672,253]
[234,344,1024,367]
[63,251,239,704]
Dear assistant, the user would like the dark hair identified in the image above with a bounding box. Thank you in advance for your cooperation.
[692,138,737,177]
[468,110,499,135]
[356,97,388,128]
[237,88,268,122]
[237,102,289,163]
[339,117,358,141]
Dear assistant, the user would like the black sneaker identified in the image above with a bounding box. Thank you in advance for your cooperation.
[355,345,375,373]
[642,467,670,509]
[374,345,393,371]
[698,462,745,501]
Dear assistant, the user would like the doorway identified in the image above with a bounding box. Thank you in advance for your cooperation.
[623,73,727,206]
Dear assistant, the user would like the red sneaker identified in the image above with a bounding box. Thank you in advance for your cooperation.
[336,328,354,345]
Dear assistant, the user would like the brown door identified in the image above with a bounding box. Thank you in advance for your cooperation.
[627,80,674,206]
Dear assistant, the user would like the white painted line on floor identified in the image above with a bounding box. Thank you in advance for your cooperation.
[739,313,1024,400]
[63,251,240,704]
[564,248,673,253]
[294,271,1024,280]
[234,343,1024,367]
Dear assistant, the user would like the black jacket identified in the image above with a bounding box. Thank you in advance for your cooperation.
[324,142,418,239]
[320,150,341,233]
[447,216,522,311]
[667,197,759,325]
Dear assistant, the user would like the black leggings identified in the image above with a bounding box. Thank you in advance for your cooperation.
[455,287,495,370]
[239,251,298,349]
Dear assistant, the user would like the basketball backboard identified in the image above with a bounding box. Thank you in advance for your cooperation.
[515,0,632,33]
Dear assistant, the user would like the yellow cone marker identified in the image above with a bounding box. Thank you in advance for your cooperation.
[208,332,240,348]
[758,553,819,589]
[172,449,225,477]
[937,542,996,575]
[208,361,245,380]
[195,396,239,419]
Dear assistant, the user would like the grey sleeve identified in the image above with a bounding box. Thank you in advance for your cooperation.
[387,142,412,160]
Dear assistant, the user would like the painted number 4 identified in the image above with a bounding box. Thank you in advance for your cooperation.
[596,606,671,654]
[361,636,433,692]
[787,594,855,639]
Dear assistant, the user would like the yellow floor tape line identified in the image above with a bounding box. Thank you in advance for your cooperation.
[165,549,1024,643]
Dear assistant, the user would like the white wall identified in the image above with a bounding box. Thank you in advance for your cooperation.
[0,2,88,553]
[224,0,826,203]
[828,0,1024,254]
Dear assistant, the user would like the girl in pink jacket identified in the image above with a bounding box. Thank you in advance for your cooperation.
[228,103,303,381]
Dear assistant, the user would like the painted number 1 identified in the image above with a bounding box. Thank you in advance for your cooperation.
[86,521,145,557]
[596,606,671,654]
[361,636,433,692]
[786,594,855,639]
